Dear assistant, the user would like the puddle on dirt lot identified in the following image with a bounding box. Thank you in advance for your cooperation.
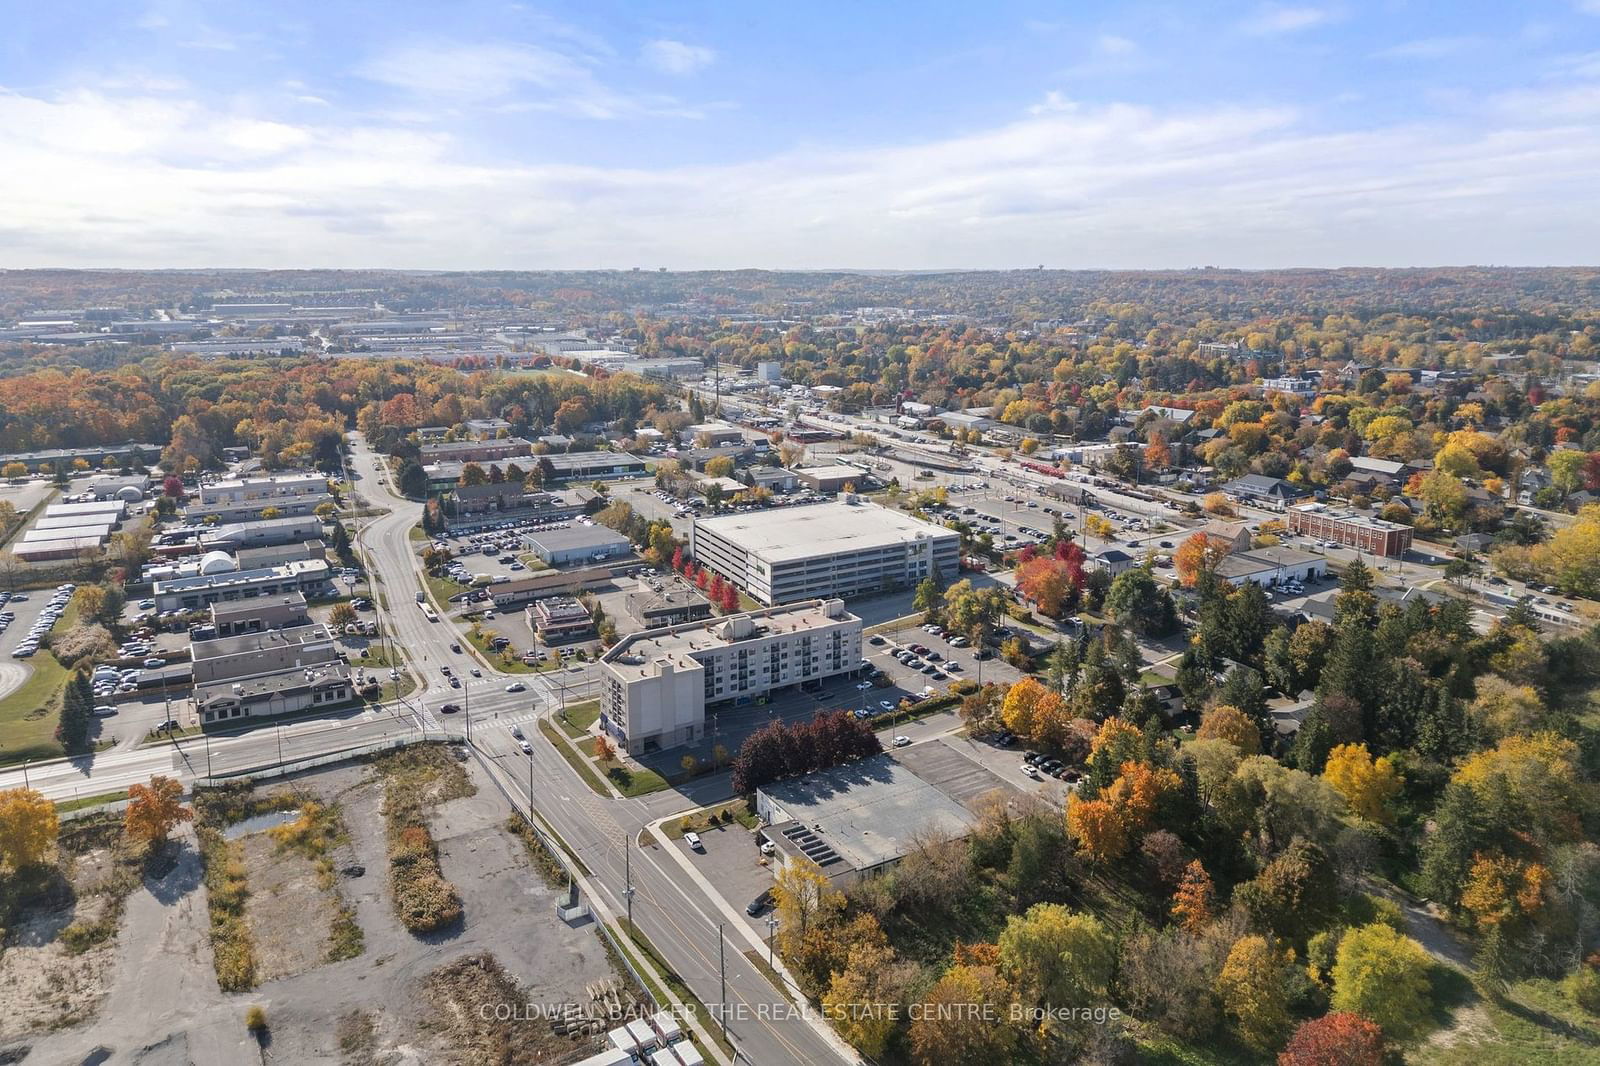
[223,809,301,840]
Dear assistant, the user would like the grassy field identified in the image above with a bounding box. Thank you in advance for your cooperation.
[663,798,758,839]
[464,628,537,673]
[555,699,600,740]
[0,651,71,764]
[537,719,611,797]
[579,736,670,797]
[1409,976,1600,1066]
[54,788,129,813]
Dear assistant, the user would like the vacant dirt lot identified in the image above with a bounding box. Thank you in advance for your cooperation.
[1,745,636,1062]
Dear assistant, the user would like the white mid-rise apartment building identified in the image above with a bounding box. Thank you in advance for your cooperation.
[690,497,960,606]
[598,599,862,755]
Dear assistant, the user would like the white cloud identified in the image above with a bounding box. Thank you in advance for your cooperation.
[1095,34,1137,56]
[2,84,1599,269]
[1372,36,1477,60]
[356,39,701,119]
[1578,0,1600,15]
[1240,5,1336,36]
[642,40,715,76]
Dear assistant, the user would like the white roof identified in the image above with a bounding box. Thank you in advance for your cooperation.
[694,500,956,565]
[22,524,110,542]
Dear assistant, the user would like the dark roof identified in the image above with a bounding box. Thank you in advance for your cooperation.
[1224,475,1309,499]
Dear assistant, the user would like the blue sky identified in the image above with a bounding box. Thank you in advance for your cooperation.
[2,1,1599,268]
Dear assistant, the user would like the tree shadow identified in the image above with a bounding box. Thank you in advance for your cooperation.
[144,838,201,906]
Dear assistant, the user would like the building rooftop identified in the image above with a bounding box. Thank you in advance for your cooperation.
[542,450,646,471]
[1289,503,1409,531]
[209,593,308,622]
[191,622,334,662]
[759,754,979,874]
[1216,546,1325,578]
[693,499,954,565]
[154,558,329,595]
[794,464,867,482]
[524,523,633,554]
[602,599,855,683]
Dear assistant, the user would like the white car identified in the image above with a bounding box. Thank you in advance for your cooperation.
[684,832,704,851]
[518,740,533,755]
[879,700,895,712]
[505,681,526,692]
[1021,764,1041,779]
[893,735,911,747]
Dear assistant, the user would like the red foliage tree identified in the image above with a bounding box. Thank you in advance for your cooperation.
[670,546,684,572]
[1277,1012,1384,1066]
[162,475,184,498]
[718,583,739,612]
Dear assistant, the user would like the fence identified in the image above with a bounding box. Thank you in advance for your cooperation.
[189,729,452,788]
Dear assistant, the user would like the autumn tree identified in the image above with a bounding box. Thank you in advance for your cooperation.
[0,787,59,871]
[1460,853,1550,929]
[1322,744,1403,824]
[1277,1012,1385,1066]
[1172,859,1217,932]
[1000,678,1069,745]
[1217,934,1294,1051]
[1329,924,1434,1042]
[124,775,193,848]
[1203,492,1236,516]
[1175,532,1232,587]
[908,963,1019,1066]
[1196,704,1262,754]
[329,602,358,628]
[823,934,903,1058]
[997,902,1115,1006]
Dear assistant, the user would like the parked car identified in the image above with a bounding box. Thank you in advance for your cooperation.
[746,889,774,916]
[143,658,166,669]
[684,832,704,851]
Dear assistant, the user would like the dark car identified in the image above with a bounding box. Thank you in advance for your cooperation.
[439,703,462,714]
[746,889,774,917]
[868,635,886,645]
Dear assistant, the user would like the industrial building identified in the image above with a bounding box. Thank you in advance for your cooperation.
[191,623,352,726]
[418,438,533,465]
[522,523,635,567]
[153,558,333,613]
[198,472,329,506]
[1287,504,1414,558]
[598,599,862,755]
[199,515,324,552]
[86,474,150,501]
[1215,547,1328,587]
[184,492,331,524]
[539,451,648,481]
[756,754,979,886]
[689,498,960,606]
[792,465,866,494]
[210,593,311,637]
[487,565,623,611]
[685,421,745,446]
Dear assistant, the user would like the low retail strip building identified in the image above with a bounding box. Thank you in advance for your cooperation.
[598,599,863,755]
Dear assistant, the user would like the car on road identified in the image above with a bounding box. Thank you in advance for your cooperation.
[449,676,461,687]
[440,703,461,714]
[510,725,524,739]
[92,705,118,717]
[892,735,911,747]
[505,681,526,692]
[519,740,533,754]
[684,831,704,851]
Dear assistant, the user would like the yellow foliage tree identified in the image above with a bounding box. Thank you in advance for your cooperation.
[1000,678,1068,744]
[1217,934,1294,1051]
[1461,853,1550,928]
[1065,794,1129,864]
[1196,704,1262,754]
[1454,732,1586,843]
[0,787,59,871]
[124,775,194,848]
[1322,743,1403,823]
[1171,859,1216,932]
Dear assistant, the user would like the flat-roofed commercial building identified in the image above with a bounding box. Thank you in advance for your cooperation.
[522,523,634,567]
[191,623,351,726]
[14,536,104,561]
[756,754,979,886]
[42,499,126,522]
[210,593,311,636]
[418,438,533,465]
[153,558,333,612]
[690,498,959,606]
[199,515,324,551]
[1287,503,1413,558]
[199,472,328,506]
[540,451,647,481]
[793,464,866,494]
[599,599,862,755]
[184,492,331,524]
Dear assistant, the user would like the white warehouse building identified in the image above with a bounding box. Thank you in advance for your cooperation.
[689,498,960,606]
[598,599,862,755]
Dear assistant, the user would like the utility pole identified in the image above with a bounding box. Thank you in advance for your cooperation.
[766,916,779,970]
[276,722,284,768]
[718,923,727,1036]
[624,837,634,927]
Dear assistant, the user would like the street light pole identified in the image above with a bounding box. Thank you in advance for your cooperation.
[624,837,634,927]
[766,916,778,970]
[718,923,727,1036]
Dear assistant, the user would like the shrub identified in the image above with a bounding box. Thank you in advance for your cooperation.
[245,1005,268,1032]
[1565,966,1600,1015]
[388,821,462,933]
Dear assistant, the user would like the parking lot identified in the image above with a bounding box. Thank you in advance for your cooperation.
[672,820,777,933]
